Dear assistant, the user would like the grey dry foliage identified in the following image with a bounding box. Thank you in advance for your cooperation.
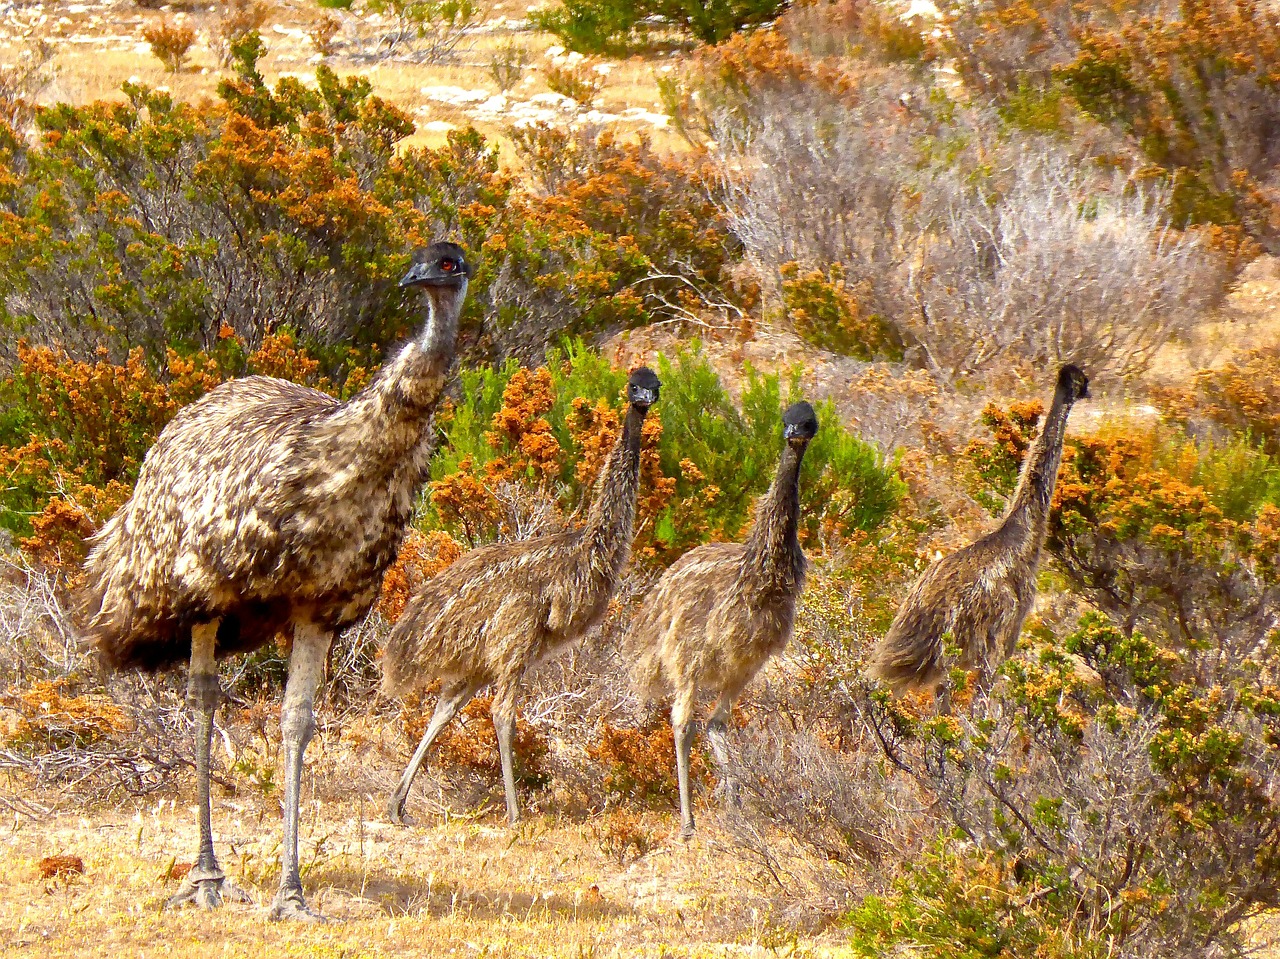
[711,91,1226,383]
[0,552,79,687]
[910,153,1221,381]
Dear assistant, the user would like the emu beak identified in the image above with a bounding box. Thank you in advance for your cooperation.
[399,263,432,288]
[784,423,802,440]
[635,387,659,406]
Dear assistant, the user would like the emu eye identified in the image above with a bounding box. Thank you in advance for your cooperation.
[440,258,456,273]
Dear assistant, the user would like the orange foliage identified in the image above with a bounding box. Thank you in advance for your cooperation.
[377,529,465,622]
[421,696,549,788]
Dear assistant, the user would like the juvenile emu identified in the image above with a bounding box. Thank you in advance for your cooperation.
[868,364,1090,697]
[381,367,661,826]
[626,401,819,839]
[78,242,471,921]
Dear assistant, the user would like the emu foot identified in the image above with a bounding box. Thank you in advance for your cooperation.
[268,887,327,923]
[680,822,696,842]
[165,870,252,912]
[387,797,416,827]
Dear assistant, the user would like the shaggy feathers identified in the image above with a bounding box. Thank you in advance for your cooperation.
[868,364,1089,693]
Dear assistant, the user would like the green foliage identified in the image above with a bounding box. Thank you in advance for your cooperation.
[778,261,903,361]
[424,340,903,557]
[530,0,642,56]
[533,0,789,53]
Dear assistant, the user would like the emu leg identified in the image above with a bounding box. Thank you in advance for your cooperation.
[268,622,331,923]
[167,621,242,911]
[388,679,479,825]
[672,695,697,840]
[704,693,740,809]
[491,688,521,826]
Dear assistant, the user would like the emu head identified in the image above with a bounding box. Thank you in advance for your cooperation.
[783,401,819,446]
[1056,364,1090,404]
[400,241,471,295]
[627,367,661,411]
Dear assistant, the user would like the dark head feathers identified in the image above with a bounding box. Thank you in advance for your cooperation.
[1056,364,1090,402]
[628,367,661,409]
[783,401,819,442]
[400,241,471,288]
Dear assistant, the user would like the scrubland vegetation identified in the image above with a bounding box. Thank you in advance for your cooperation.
[3,0,1280,955]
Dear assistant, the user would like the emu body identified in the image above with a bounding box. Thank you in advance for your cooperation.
[78,242,471,920]
[868,364,1090,696]
[626,402,818,838]
[381,368,661,826]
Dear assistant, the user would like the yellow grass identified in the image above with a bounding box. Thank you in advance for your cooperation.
[0,787,850,957]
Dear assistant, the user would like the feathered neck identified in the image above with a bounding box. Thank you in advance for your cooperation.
[739,441,808,599]
[579,402,647,572]
[1001,386,1074,552]
[325,282,464,453]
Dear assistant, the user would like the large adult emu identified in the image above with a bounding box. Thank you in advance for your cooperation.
[868,364,1090,698]
[626,401,819,839]
[78,242,471,922]
[381,367,661,826]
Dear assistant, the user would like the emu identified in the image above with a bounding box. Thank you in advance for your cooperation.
[626,401,819,839]
[868,363,1090,698]
[381,367,661,826]
[78,242,471,921]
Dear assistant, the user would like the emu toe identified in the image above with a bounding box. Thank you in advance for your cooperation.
[165,874,252,912]
[387,797,416,827]
[268,888,327,923]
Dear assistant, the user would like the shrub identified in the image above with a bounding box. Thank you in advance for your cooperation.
[213,0,270,67]
[777,260,902,360]
[308,13,342,56]
[588,720,689,807]
[424,342,903,560]
[487,40,529,92]
[1160,343,1280,455]
[143,21,197,73]
[0,39,55,131]
[358,0,480,63]
[941,0,1280,253]
[530,0,644,56]
[544,61,604,105]
[423,695,550,791]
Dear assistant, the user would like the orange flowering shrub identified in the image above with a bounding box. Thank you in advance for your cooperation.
[376,529,464,622]
[588,718,704,808]
[425,695,549,789]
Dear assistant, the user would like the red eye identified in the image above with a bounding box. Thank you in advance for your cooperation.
[441,259,455,272]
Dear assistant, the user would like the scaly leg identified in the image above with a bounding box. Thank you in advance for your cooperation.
[167,621,242,911]
[491,687,521,826]
[704,691,740,809]
[672,692,697,840]
[388,679,479,825]
[268,622,332,923]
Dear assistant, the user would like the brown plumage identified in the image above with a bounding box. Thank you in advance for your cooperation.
[625,401,818,838]
[381,366,662,826]
[868,363,1090,697]
[77,241,472,921]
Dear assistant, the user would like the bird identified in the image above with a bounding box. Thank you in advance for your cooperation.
[625,401,819,839]
[77,241,472,922]
[381,366,662,826]
[867,363,1090,700]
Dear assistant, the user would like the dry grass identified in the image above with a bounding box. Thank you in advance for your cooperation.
[0,781,849,957]
[0,0,684,155]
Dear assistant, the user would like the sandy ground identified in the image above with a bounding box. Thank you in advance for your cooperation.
[0,787,850,957]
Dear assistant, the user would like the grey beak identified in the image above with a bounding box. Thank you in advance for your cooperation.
[784,423,802,440]
[399,263,430,288]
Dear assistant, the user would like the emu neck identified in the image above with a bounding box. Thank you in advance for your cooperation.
[323,284,463,466]
[580,403,646,572]
[1001,390,1072,554]
[740,442,807,599]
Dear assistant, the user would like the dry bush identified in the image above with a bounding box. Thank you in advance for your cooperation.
[0,39,55,131]
[545,61,604,105]
[308,12,343,57]
[711,79,1225,382]
[212,0,270,67]
[0,553,78,688]
[143,21,197,73]
[488,39,530,92]
[354,0,482,63]
[907,152,1223,381]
